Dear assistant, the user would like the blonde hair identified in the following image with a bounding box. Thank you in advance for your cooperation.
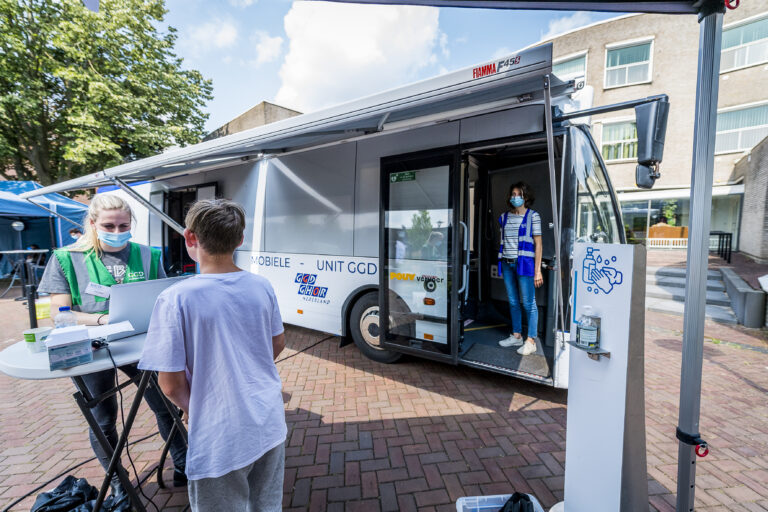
[70,194,134,257]
[185,199,245,255]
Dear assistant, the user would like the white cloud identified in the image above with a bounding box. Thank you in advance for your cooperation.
[439,32,449,58]
[541,12,593,41]
[179,19,238,57]
[274,2,441,113]
[251,31,284,66]
[229,0,255,6]
[492,47,512,59]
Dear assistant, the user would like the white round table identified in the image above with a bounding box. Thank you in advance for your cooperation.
[0,333,146,380]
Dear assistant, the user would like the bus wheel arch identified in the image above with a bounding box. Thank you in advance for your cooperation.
[348,290,402,364]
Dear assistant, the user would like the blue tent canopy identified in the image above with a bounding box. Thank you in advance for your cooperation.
[0,181,88,250]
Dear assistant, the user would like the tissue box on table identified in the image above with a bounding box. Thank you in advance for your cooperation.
[45,325,92,371]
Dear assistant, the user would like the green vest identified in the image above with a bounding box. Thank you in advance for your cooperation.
[54,243,161,314]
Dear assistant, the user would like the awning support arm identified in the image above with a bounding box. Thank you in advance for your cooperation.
[111,177,185,236]
[553,94,668,122]
[25,198,85,229]
[543,75,567,342]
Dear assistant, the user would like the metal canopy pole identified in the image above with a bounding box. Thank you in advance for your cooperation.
[676,9,723,512]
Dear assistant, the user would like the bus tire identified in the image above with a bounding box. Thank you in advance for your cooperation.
[349,292,402,364]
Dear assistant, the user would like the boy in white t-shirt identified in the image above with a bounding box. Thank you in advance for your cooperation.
[139,199,286,512]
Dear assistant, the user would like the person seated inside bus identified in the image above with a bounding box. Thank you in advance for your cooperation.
[421,231,444,260]
[496,182,543,356]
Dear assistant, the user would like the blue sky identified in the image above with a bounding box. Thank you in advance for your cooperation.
[163,1,621,133]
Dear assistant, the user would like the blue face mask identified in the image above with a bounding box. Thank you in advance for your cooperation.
[510,196,524,208]
[97,230,132,248]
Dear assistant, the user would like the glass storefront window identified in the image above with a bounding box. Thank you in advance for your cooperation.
[619,194,742,250]
[620,200,650,243]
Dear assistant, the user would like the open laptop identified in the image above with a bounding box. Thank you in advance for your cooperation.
[106,276,189,341]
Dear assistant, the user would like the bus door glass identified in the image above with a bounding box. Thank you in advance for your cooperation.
[570,126,623,244]
[380,152,460,363]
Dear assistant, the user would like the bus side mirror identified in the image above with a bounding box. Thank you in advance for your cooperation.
[634,98,669,189]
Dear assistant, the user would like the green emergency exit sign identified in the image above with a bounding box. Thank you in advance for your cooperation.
[390,171,415,183]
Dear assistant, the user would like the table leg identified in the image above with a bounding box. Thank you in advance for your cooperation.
[72,378,144,512]
[92,371,152,512]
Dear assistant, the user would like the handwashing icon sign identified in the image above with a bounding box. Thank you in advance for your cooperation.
[582,247,623,295]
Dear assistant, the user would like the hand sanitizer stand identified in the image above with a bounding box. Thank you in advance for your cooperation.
[551,242,648,512]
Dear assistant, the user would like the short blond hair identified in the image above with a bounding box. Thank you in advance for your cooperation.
[185,199,245,255]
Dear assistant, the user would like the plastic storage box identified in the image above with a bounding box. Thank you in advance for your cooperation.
[456,494,544,512]
[45,325,92,371]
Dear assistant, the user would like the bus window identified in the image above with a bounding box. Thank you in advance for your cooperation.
[571,127,622,243]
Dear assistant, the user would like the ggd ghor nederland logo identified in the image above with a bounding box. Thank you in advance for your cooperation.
[295,273,328,298]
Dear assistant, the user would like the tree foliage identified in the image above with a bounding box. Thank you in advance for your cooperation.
[407,210,433,251]
[0,0,213,185]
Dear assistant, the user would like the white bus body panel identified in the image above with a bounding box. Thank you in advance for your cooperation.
[233,251,377,335]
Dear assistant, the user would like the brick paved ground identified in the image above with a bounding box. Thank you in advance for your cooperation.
[0,291,767,511]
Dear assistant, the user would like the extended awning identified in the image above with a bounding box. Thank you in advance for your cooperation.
[320,0,701,14]
[21,43,570,199]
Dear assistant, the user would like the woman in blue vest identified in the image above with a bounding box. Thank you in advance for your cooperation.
[38,194,187,500]
[497,182,544,356]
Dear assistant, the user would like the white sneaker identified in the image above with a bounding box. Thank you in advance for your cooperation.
[499,335,524,347]
[517,341,537,356]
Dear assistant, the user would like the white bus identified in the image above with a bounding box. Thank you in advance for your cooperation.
[24,43,668,388]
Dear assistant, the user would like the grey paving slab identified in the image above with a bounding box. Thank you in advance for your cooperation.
[645,284,732,307]
[644,297,738,324]
[646,266,721,280]
[646,275,726,291]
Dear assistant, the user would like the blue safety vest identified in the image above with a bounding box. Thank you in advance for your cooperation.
[497,209,536,277]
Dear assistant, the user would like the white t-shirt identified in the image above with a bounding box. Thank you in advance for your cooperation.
[501,210,542,259]
[138,271,286,480]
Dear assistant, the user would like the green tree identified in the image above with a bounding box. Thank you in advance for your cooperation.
[0,0,212,185]
[662,201,678,226]
[407,210,433,253]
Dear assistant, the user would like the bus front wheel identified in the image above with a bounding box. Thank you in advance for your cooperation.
[350,292,402,364]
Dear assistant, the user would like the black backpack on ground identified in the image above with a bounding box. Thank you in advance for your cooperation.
[499,492,537,512]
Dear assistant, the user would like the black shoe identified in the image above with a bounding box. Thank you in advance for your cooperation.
[173,468,188,487]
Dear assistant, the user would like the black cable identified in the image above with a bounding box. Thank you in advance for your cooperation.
[275,335,335,364]
[106,345,160,512]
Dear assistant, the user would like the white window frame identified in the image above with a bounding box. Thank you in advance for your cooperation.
[714,100,768,155]
[603,37,654,90]
[553,50,589,82]
[599,116,638,163]
[720,13,768,73]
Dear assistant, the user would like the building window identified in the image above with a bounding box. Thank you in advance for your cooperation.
[601,121,637,162]
[715,103,768,154]
[553,53,587,81]
[605,41,652,88]
[721,15,768,72]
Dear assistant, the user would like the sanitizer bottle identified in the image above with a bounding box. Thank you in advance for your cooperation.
[54,306,78,328]
[582,247,596,283]
[576,306,600,350]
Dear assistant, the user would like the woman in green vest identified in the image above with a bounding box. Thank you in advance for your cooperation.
[37,194,187,499]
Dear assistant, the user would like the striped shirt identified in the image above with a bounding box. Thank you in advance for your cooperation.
[501,210,542,259]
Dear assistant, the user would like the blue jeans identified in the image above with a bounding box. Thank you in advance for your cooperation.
[501,260,538,340]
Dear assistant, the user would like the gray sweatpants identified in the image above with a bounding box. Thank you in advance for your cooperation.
[188,442,285,512]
